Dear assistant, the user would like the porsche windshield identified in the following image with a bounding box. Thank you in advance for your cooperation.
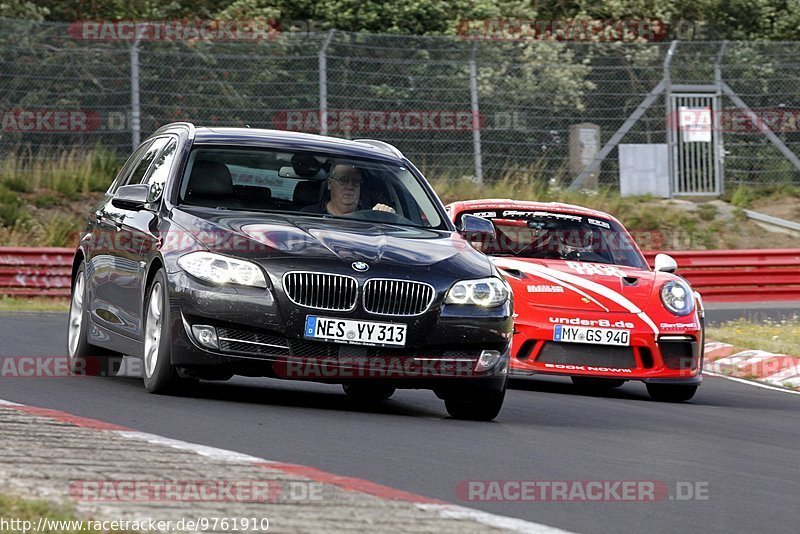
[462,209,648,269]
[179,147,445,229]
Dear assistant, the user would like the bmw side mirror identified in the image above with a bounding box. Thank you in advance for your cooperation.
[654,253,678,273]
[112,184,151,211]
[459,214,495,237]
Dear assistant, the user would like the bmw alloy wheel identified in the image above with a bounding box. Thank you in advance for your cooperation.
[144,281,163,379]
[67,271,85,359]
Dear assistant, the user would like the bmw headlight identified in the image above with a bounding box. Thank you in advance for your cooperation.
[660,279,694,316]
[177,252,267,288]
[445,277,509,307]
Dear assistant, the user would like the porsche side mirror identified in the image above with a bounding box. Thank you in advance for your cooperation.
[654,253,678,273]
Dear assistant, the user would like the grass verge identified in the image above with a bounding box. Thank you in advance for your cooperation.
[0,297,70,312]
[0,494,132,533]
[706,316,800,356]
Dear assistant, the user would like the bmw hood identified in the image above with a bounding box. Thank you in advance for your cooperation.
[170,208,491,276]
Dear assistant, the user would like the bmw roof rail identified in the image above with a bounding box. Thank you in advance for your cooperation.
[152,121,196,136]
[353,139,405,159]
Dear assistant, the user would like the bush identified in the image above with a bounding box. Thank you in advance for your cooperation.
[730,185,753,208]
[0,186,28,227]
[32,193,63,208]
[2,175,34,193]
[697,203,718,221]
[38,214,82,247]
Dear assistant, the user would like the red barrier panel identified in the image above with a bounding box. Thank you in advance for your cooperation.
[643,249,800,302]
[0,247,798,301]
[0,247,73,297]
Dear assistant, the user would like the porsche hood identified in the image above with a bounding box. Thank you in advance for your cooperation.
[493,257,664,315]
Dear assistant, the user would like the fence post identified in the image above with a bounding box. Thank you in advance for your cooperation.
[713,42,728,194]
[568,43,676,192]
[319,30,336,136]
[664,40,678,197]
[130,39,141,150]
[469,40,483,185]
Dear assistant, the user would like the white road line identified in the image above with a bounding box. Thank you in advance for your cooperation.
[115,430,273,463]
[417,504,574,533]
[703,370,800,396]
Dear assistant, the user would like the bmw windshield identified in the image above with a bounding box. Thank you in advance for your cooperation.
[178,147,446,230]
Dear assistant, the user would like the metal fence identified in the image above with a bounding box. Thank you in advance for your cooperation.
[2,18,800,191]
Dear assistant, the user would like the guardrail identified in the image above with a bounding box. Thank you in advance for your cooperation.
[643,249,800,302]
[0,247,73,298]
[1,247,798,301]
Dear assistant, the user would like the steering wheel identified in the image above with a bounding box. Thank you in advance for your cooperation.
[562,250,608,263]
[350,209,415,225]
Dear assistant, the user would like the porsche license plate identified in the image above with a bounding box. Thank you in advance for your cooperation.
[304,316,407,347]
[553,325,630,346]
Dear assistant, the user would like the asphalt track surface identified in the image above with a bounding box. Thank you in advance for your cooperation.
[1,307,798,534]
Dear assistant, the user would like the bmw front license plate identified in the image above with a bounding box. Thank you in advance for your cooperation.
[304,316,407,347]
[553,325,630,346]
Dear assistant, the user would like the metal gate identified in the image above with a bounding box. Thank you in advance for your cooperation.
[669,92,723,195]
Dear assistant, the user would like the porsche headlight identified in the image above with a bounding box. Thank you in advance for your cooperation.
[177,252,267,288]
[660,280,694,316]
[445,277,509,307]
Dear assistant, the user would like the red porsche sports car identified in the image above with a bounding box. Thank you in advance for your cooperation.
[447,199,704,402]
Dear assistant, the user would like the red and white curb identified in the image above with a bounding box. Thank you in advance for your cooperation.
[704,341,800,392]
[0,398,571,534]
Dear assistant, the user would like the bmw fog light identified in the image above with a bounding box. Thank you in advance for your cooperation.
[191,325,219,350]
[476,350,502,372]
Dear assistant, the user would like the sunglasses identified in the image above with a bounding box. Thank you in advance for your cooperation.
[331,175,363,186]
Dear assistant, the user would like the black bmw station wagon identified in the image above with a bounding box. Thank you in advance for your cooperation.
[67,123,512,420]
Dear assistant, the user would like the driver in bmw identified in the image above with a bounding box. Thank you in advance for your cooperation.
[302,162,395,215]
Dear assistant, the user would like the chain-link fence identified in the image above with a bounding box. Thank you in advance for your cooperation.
[2,18,800,191]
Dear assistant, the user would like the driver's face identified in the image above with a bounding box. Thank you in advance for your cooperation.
[328,165,362,213]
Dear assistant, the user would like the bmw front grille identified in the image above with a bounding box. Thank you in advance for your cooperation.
[363,279,435,316]
[283,272,358,311]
